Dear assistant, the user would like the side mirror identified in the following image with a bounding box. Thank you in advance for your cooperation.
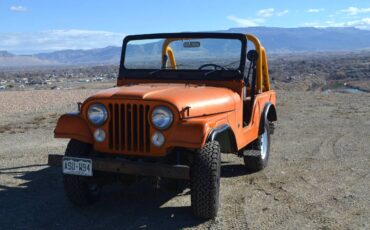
[247,50,259,62]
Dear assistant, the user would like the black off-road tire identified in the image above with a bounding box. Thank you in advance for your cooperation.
[190,141,221,219]
[243,117,271,172]
[63,139,101,206]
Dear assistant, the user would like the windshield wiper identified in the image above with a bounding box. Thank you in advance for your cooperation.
[149,68,166,76]
[150,64,185,76]
[204,60,240,77]
[204,69,219,77]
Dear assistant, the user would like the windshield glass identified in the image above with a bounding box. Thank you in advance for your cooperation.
[124,38,242,70]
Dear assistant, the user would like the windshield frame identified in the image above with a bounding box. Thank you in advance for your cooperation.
[118,32,247,80]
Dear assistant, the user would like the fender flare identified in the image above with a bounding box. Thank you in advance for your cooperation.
[54,114,93,144]
[206,124,237,153]
[259,103,277,135]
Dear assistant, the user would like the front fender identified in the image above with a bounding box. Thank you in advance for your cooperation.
[206,124,237,153]
[167,113,230,150]
[54,114,93,144]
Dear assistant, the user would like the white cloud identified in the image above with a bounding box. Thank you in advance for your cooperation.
[227,16,263,27]
[228,8,289,27]
[257,8,275,18]
[332,18,370,29]
[307,8,324,13]
[9,5,27,12]
[0,29,125,54]
[303,17,370,30]
[302,22,319,27]
[277,10,289,16]
[256,8,289,17]
[341,7,370,16]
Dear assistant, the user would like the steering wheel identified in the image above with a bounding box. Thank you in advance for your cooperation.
[198,63,226,70]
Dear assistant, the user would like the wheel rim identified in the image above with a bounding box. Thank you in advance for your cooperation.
[260,128,268,159]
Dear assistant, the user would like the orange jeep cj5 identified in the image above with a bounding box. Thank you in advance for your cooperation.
[48,32,277,219]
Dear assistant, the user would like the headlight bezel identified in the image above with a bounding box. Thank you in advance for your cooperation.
[87,103,108,126]
[151,106,173,130]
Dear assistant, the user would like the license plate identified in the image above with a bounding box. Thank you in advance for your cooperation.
[63,157,93,176]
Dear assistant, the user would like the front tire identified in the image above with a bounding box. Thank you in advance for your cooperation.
[243,118,271,172]
[190,141,221,219]
[63,139,101,206]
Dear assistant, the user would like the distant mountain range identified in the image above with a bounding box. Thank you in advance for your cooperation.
[226,27,370,53]
[1,27,370,67]
[35,46,121,65]
[0,51,58,67]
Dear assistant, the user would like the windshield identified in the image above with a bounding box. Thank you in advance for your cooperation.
[124,38,243,70]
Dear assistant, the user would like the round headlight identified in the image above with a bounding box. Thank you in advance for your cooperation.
[94,128,106,142]
[88,104,107,126]
[152,132,165,147]
[151,106,173,130]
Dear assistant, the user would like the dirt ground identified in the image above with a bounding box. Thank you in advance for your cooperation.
[0,89,369,229]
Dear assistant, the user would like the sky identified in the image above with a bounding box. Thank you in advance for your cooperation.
[1,0,370,54]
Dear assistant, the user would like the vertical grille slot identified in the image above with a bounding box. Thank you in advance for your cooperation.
[139,105,144,152]
[114,104,119,150]
[133,105,138,151]
[108,102,150,153]
[108,104,113,149]
[145,105,151,152]
[120,104,125,150]
[127,104,132,151]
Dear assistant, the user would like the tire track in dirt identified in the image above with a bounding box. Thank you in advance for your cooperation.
[245,172,343,229]
[331,131,370,187]
[308,133,343,161]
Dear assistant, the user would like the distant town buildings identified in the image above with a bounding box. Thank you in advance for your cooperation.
[0,65,118,90]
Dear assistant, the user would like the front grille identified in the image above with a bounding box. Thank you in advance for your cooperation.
[108,103,151,153]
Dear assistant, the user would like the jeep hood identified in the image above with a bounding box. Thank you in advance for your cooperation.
[88,83,238,118]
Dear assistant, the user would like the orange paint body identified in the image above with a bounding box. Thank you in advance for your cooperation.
[54,33,276,157]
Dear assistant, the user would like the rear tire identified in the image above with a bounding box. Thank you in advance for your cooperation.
[63,139,101,206]
[190,141,221,219]
[243,118,271,172]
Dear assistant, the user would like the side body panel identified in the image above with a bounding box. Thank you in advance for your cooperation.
[234,90,276,150]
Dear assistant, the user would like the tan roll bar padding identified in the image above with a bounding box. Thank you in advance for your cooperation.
[246,34,270,93]
[166,47,176,69]
[162,38,182,69]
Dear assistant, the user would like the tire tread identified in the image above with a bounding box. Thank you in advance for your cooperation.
[191,141,221,219]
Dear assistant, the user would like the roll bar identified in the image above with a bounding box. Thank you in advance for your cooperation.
[160,34,270,93]
[246,34,270,93]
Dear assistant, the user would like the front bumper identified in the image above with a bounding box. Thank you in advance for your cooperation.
[48,154,190,180]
